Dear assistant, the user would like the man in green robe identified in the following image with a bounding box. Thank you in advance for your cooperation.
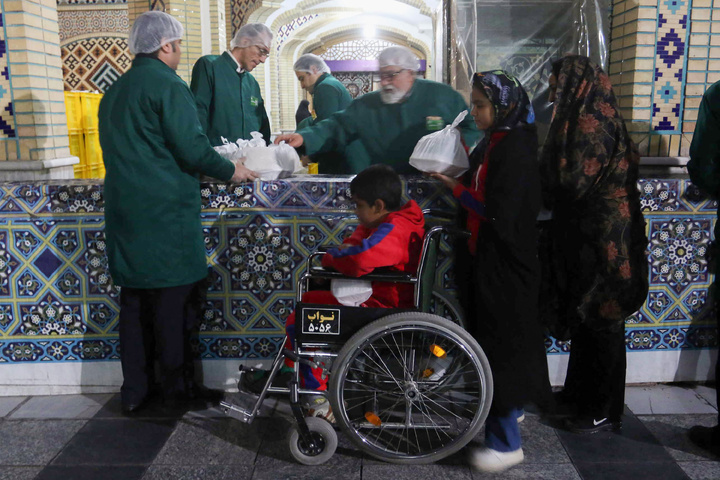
[687,80,720,455]
[276,46,480,174]
[293,53,370,174]
[191,24,273,146]
[99,11,257,413]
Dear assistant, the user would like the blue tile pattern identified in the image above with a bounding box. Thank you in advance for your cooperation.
[0,177,716,365]
[651,0,691,133]
[0,12,16,139]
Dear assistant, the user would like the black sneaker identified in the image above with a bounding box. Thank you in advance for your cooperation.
[564,415,622,434]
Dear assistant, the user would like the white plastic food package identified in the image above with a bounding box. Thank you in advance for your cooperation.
[331,279,373,307]
[213,136,245,163]
[409,111,470,177]
[242,132,302,180]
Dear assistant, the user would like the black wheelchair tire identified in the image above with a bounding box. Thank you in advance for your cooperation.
[328,312,493,465]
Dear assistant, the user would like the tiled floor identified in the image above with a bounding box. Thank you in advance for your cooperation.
[1,385,719,480]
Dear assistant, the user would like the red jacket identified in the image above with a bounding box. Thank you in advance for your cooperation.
[321,200,425,308]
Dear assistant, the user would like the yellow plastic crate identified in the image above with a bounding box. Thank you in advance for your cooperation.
[80,93,102,133]
[84,129,103,167]
[65,92,105,179]
[64,92,83,135]
[88,163,105,179]
[73,164,89,178]
[68,133,85,168]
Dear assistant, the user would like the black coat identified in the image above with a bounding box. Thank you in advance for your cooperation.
[460,124,552,413]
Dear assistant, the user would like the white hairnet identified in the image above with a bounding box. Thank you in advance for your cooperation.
[293,54,331,74]
[230,23,273,50]
[128,11,184,55]
[378,46,419,71]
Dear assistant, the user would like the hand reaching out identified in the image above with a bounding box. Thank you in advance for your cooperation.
[428,172,459,190]
[274,133,304,148]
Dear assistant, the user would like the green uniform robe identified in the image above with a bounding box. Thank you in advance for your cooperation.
[688,80,720,280]
[190,51,271,146]
[298,78,480,174]
[302,73,370,174]
[99,56,235,289]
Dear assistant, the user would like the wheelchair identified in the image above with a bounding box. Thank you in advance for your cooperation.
[220,210,493,465]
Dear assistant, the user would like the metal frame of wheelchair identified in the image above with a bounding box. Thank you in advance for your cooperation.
[220,211,493,465]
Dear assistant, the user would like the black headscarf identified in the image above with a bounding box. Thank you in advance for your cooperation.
[472,70,535,132]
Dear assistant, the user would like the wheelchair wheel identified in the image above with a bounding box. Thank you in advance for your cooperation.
[430,288,465,329]
[328,312,492,464]
[288,417,338,465]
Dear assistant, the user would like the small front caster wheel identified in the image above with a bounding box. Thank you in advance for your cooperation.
[288,417,338,465]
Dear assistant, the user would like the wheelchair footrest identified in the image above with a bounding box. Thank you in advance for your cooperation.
[220,392,263,424]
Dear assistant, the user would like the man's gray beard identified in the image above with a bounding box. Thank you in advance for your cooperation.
[380,87,408,104]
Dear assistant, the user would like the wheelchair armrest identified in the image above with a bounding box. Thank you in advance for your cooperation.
[421,209,457,221]
[443,226,471,239]
[308,266,414,283]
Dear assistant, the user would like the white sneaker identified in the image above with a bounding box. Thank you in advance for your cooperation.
[305,396,335,424]
[517,413,525,423]
[468,447,524,473]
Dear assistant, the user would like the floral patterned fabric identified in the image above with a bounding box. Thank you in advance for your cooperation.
[539,56,648,335]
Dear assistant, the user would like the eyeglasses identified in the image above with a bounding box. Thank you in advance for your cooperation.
[379,69,406,81]
[254,45,270,58]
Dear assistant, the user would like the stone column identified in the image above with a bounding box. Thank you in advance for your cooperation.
[210,0,227,54]
[608,0,717,158]
[0,0,78,180]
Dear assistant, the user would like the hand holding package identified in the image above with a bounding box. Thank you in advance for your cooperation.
[409,111,470,177]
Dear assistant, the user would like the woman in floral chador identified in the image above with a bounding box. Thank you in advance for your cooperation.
[539,56,648,433]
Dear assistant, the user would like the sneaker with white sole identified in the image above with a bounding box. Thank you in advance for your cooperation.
[305,396,335,424]
[564,415,621,434]
[468,447,524,473]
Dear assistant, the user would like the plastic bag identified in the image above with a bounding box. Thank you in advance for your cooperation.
[331,279,373,307]
[213,136,245,163]
[243,134,302,180]
[409,111,469,177]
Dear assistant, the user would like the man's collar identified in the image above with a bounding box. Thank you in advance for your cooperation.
[226,50,244,74]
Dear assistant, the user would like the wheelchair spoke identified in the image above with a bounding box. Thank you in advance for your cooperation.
[332,315,492,462]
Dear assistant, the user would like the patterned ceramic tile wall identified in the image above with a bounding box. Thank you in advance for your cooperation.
[275,15,319,53]
[0,178,459,363]
[58,9,130,43]
[57,0,127,5]
[651,0,691,133]
[3,0,70,162]
[62,37,130,92]
[609,0,719,157]
[0,177,715,364]
[229,0,261,39]
[332,72,373,99]
[0,12,17,143]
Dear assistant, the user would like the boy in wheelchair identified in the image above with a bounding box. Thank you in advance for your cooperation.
[242,165,425,410]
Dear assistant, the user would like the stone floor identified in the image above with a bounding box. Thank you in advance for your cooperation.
[1,384,720,480]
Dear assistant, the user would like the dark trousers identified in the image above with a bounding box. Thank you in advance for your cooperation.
[119,280,205,404]
[716,303,720,425]
[563,322,626,421]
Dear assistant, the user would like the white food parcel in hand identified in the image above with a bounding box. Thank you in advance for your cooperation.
[409,110,470,177]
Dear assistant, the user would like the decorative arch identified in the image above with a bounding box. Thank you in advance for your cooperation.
[270,22,431,131]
